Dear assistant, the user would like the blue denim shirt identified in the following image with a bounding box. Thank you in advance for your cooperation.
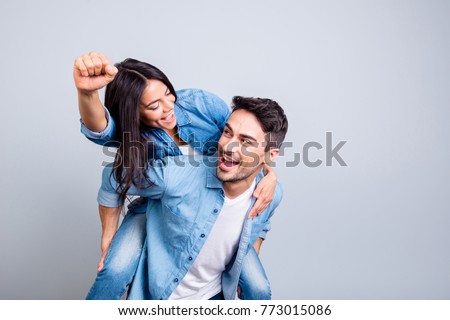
[80,88,231,158]
[98,156,283,300]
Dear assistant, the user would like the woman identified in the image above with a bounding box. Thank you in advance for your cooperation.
[73,52,277,299]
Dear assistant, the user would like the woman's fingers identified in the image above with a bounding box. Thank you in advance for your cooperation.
[82,53,96,76]
[89,52,103,76]
[73,52,117,92]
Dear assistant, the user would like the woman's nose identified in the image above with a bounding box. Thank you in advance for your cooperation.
[162,97,174,112]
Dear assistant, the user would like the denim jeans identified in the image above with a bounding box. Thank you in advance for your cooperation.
[86,209,271,300]
[238,245,271,300]
[86,209,146,299]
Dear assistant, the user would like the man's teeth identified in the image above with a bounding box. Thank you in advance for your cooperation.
[223,155,239,164]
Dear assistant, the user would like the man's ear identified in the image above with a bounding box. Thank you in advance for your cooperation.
[264,148,279,164]
[269,148,280,161]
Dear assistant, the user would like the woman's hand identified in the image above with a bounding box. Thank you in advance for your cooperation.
[74,52,118,132]
[98,236,113,272]
[248,165,277,219]
[73,52,118,94]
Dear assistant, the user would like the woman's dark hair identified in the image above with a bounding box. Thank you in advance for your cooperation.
[231,96,288,151]
[104,58,177,203]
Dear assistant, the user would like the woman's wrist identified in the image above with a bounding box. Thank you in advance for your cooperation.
[78,88,99,99]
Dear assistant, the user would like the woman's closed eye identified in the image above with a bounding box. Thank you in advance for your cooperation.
[147,103,160,111]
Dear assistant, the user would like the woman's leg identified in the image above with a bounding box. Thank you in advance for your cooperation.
[238,246,271,300]
[86,206,147,299]
[126,239,151,299]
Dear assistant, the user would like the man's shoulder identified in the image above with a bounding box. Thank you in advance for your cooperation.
[150,155,218,175]
[262,181,284,217]
[273,181,284,207]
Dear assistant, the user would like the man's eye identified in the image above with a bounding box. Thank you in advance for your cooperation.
[242,139,255,146]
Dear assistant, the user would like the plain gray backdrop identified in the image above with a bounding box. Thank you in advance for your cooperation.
[1,0,449,299]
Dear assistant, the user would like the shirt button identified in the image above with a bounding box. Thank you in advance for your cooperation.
[213,209,218,213]
[200,234,205,238]
[174,278,179,282]
[188,257,193,261]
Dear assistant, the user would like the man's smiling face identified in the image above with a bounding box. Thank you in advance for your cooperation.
[216,109,267,183]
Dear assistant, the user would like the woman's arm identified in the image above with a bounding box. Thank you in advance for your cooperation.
[248,164,278,218]
[73,52,117,132]
[253,237,264,254]
[97,205,122,272]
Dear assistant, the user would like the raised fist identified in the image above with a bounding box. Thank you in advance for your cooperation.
[73,52,118,94]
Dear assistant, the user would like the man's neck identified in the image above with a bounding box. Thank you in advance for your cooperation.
[223,173,259,200]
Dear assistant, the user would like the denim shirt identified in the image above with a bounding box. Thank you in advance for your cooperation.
[98,156,283,300]
[80,88,231,157]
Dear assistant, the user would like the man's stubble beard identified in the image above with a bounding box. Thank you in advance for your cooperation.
[216,165,262,183]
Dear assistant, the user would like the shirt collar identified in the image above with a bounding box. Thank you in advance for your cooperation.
[205,160,223,189]
[173,103,191,126]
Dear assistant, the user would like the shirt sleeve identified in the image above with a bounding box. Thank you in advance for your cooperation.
[204,91,231,132]
[97,158,170,207]
[258,220,272,240]
[257,181,283,239]
[97,164,122,207]
[80,106,118,146]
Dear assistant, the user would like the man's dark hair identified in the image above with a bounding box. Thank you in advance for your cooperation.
[231,96,288,151]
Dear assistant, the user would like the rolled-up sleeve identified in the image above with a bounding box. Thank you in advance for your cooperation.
[257,181,283,240]
[80,106,117,146]
[97,158,170,208]
[97,164,123,207]
[258,220,272,240]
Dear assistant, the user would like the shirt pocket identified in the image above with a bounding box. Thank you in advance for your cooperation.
[161,203,196,250]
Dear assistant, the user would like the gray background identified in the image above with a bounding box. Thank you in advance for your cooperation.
[0,0,449,299]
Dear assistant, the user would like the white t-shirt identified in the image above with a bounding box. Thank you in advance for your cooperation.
[178,144,200,156]
[169,179,256,300]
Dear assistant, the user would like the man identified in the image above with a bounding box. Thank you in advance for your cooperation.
[97,96,288,299]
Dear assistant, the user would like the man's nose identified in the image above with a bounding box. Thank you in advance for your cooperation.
[223,138,240,153]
